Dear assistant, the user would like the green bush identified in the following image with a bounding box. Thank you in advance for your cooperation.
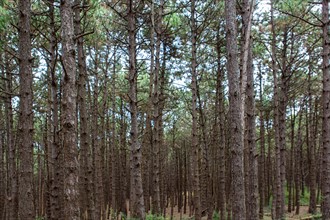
[212,211,220,220]
[146,213,166,220]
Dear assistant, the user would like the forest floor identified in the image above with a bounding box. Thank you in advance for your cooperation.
[159,205,320,219]
[122,202,320,219]
[261,206,321,220]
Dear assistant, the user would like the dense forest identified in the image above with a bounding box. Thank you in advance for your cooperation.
[0,0,330,219]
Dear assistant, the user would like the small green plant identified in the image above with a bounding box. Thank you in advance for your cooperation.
[312,213,322,220]
[146,213,166,220]
[120,212,127,220]
[212,211,220,220]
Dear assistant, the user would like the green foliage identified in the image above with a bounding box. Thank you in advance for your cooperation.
[277,0,308,13]
[0,3,10,32]
[164,12,181,27]
[312,214,323,219]
[212,211,220,220]
[146,213,166,220]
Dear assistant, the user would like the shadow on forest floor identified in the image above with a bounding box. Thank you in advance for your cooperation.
[263,205,322,220]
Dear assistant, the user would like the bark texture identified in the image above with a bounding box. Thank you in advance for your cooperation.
[18,0,35,218]
[191,0,201,219]
[74,0,93,218]
[60,0,80,219]
[321,0,330,219]
[225,0,246,219]
[127,0,146,218]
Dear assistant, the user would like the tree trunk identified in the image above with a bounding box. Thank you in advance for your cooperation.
[111,49,119,214]
[0,101,5,219]
[127,0,146,218]
[196,79,211,219]
[60,0,80,219]
[91,50,104,220]
[321,0,330,219]
[258,72,265,219]
[191,0,201,219]
[309,88,317,214]
[151,0,164,214]
[295,109,303,215]
[215,26,226,220]
[225,0,246,219]
[45,1,63,219]
[18,0,35,218]
[4,39,18,220]
[240,0,257,218]
[245,38,258,220]
[74,1,93,218]
[278,27,289,219]
[270,0,285,218]
[119,98,128,216]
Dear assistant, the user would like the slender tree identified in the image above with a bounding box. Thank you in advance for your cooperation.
[258,71,265,218]
[18,0,35,218]
[60,0,80,219]
[225,0,246,219]
[151,0,164,214]
[0,105,4,219]
[127,0,146,218]
[321,0,330,219]
[190,0,201,219]
[74,0,93,218]
[3,35,18,220]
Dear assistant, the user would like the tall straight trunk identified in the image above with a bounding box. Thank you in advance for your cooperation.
[190,0,201,219]
[288,106,296,213]
[295,109,304,215]
[159,48,167,216]
[278,27,289,218]
[183,141,188,215]
[60,0,80,219]
[258,72,265,219]
[196,80,211,218]
[0,106,4,219]
[240,0,257,218]
[265,112,272,207]
[74,0,92,218]
[225,122,233,220]
[111,49,119,213]
[0,102,7,219]
[119,98,128,216]
[151,0,164,214]
[142,3,154,209]
[245,40,258,220]
[307,50,316,214]
[102,48,111,209]
[142,112,151,214]
[127,0,145,218]
[18,0,35,219]
[45,1,63,219]
[49,41,63,220]
[215,25,226,220]
[91,51,104,220]
[36,138,44,217]
[309,84,317,213]
[4,42,18,220]
[321,0,330,219]
[225,0,245,219]
[270,0,284,218]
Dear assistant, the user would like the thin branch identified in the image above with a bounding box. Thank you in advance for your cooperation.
[308,1,322,4]
[74,29,94,40]
[276,8,321,27]
[0,90,19,97]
